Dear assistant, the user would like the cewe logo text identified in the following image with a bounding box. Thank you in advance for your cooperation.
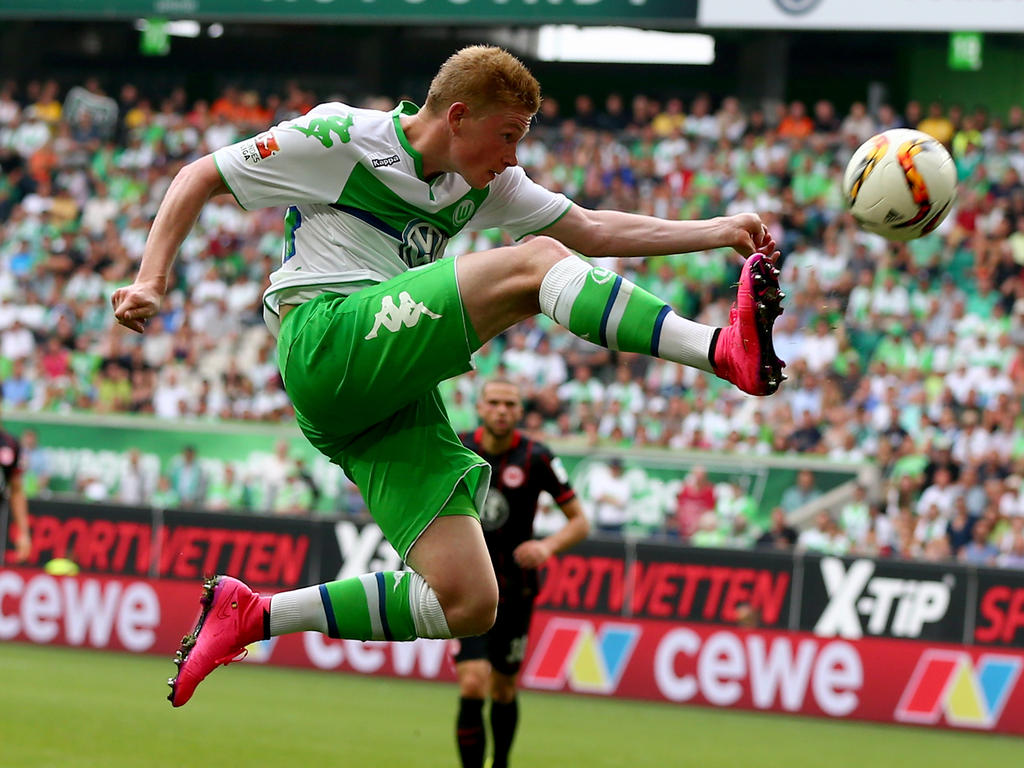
[0,571,159,652]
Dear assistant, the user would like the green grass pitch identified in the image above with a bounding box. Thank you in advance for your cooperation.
[1,643,1019,767]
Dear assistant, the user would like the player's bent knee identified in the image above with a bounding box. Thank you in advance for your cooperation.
[442,585,498,637]
[521,236,573,276]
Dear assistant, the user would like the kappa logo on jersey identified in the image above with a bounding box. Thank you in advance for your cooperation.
[522,618,639,694]
[813,557,953,640]
[895,650,1021,729]
[371,154,401,168]
[452,198,477,227]
[364,291,442,340]
[399,220,449,268]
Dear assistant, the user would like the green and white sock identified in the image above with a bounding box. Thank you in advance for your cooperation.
[538,255,716,373]
[268,571,450,641]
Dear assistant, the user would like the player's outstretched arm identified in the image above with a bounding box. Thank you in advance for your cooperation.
[8,471,30,562]
[514,497,590,569]
[540,204,775,261]
[111,155,229,333]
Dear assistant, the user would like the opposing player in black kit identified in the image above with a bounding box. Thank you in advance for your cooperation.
[0,416,30,563]
[454,379,589,768]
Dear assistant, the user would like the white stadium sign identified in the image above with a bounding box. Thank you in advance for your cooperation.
[699,0,1024,31]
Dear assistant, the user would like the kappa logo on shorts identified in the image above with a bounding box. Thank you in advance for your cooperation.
[364,291,442,340]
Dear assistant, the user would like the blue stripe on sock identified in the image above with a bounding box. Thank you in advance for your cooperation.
[319,584,340,639]
[375,572,393,641]
[598,276,622,348]
[651,305,671,357]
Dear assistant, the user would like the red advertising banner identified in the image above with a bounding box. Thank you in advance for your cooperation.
[522,610,1024,735]
[3,568,1022,735]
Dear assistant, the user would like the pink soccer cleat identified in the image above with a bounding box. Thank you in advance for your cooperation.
[167,575,269,707]
[711,253,787,396]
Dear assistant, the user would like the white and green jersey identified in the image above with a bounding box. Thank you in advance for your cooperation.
[213,101,571,336]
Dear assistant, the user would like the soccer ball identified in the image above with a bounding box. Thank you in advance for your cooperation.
[842,128,957,241]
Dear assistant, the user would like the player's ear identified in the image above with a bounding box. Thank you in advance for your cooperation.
[448,102,469,132]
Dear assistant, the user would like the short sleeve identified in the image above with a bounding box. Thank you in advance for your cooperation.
[532,442,576,506]
[467,166,571,240]
[212,104,359,210]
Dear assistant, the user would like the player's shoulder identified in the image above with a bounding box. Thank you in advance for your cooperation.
[459,429,479,449]
[521,432,555,459]
[282,102,394,144]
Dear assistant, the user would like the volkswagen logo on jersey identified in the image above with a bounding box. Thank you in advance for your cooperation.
[501,465,525,489]
[773,0,823,13]
[452,198,477,227]
[481,488,511,531]
[399,220,448,267]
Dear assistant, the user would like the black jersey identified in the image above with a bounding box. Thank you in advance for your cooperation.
[460,428,575,603]
[0,430,21,499]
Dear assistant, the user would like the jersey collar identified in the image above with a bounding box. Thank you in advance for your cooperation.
[474,427,523,453]
[391,101,425,181]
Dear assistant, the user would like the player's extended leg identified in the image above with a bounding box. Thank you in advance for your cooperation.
[488,670,520,768]
[168,489,497,707]
[456,237,786,396]
[455,659,492,768]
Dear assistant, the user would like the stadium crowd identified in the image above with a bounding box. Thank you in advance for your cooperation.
[2,77,1024,567]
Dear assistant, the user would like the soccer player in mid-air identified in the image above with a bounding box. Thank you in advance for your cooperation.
[110,45,785,707]
[454,378,588,768]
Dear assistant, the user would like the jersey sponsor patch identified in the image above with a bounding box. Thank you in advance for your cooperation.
[501,465,525,489]
[481,487,511,531]
[240,131,280,166]
[255,131,280,159]
[550,457,569,484]
[452,198,477,227]
[371,154,401,168]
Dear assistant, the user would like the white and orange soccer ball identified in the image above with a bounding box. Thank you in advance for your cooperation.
[842,128,957,241]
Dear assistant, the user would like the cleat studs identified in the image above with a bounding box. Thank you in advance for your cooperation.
[168,677,176,686]
[778,291,786,300]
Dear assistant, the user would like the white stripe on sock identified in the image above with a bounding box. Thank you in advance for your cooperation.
[657,314,716,373]
[359,573,384,639]
[604,279,633,350]
[269,586,327,636]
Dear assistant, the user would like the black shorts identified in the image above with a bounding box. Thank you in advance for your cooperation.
[453,597,534,676]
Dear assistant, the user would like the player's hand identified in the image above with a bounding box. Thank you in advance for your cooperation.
[513,540,553,569]
[723,213,776,261]
[111,277,166,333]
[13,531,30,563]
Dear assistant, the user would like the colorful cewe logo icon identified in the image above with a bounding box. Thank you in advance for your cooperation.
[242,637,279,664]
[522,618,639,694]
[895,650,1021,729]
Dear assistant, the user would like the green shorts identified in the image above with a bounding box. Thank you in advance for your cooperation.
[277,257,490,559]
